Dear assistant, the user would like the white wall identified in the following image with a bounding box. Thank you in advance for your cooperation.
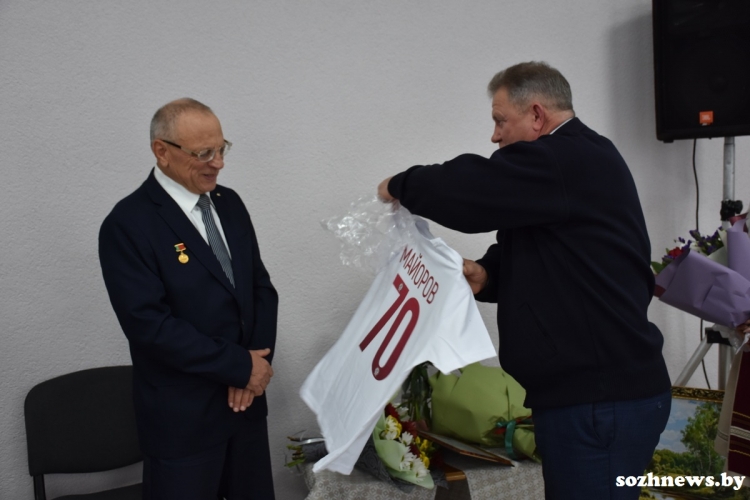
[2,1,748,498]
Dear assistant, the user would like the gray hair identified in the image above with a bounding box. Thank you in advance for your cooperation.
[487,61,573,112]
[150,98,214,143]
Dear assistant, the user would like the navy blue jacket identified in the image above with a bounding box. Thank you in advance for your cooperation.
[388,118,670,409]
[99,170,278,457]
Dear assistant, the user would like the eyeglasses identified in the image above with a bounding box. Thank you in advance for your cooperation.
[161,139,232,162]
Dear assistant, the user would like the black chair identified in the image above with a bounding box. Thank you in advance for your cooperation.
[24,365,143,500]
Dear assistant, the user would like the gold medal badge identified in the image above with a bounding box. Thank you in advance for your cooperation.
[174,243,189,264]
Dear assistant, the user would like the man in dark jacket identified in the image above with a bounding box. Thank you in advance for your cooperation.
[100,98,277,499]
[378,62,671,500]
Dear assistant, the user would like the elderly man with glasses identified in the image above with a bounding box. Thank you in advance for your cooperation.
[99,98,278,499]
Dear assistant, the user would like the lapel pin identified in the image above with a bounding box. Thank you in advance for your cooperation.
[174,243,189,264]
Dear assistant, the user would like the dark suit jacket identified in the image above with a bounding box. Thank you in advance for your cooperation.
[99,169,278,458]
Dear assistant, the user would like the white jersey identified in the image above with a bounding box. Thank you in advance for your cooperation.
[300,217,495,474]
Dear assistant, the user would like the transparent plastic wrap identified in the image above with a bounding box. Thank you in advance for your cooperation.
[322,195,420,275]
[712,324,750,353]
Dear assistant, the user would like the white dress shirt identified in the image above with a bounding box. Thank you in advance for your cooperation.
[153,166,231,257]
[549,117,573,135]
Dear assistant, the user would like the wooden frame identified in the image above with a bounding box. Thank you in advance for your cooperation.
[642,386,729,499]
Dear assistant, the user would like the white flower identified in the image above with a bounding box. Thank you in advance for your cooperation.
[395,405,409,420]
[399,431,413,446]
[412,457,429,480]
[382,416,401,440]
[400,451,418,470]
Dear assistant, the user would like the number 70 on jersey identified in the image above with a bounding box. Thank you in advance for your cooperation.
[358,274,421,381]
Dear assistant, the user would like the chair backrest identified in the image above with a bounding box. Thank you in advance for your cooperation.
[25,365,142,476]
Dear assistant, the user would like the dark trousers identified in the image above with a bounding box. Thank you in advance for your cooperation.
[533,390,671,500]
[142,417,275,500]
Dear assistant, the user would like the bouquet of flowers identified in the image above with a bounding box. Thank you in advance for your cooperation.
[371,402,436,488]
[285,362,444,491]
[368,361,439,489]
[653,218,750,339]
[651,227,725,274]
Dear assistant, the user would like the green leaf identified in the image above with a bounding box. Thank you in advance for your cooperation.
[651,261,666,274]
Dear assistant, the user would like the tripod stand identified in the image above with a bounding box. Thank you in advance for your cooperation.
[673,137,740,389]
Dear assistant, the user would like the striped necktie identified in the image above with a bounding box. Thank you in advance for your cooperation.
[197,194,235,287]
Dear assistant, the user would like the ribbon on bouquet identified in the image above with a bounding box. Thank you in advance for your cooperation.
[493,416,533,460]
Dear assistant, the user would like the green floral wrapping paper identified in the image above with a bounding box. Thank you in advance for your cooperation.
[372,413,435,489]
[429,363,538,461]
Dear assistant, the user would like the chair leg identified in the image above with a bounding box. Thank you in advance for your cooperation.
[33,475,47,500]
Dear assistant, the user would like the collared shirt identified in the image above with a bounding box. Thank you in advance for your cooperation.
[153,166,231,257]
[549,117,573,135]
